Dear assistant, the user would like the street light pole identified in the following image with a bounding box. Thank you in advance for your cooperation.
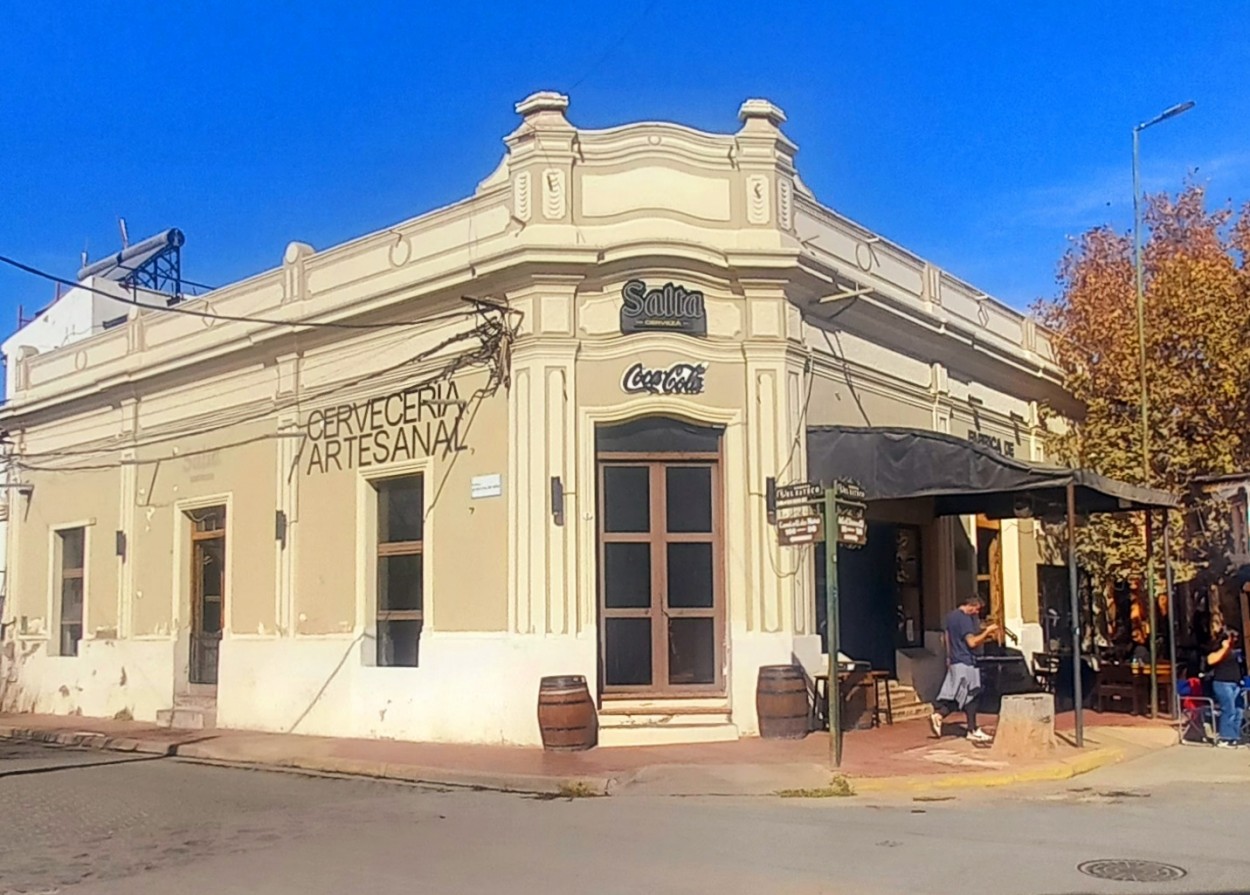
[1133,100,1194,490]
[1132,100,1193,718]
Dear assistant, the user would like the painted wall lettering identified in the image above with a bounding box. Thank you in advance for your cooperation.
[967,429,1015,458]
[621,362,707,396]
[304,380,467,474]
[184,450,221,483]
[620,279,707,336]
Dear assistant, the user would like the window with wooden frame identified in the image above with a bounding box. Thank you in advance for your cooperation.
[975,515,1003,626]
[56,527,85,657]
[375,475,424,667]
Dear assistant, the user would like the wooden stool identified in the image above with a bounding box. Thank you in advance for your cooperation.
[870,671,893,726]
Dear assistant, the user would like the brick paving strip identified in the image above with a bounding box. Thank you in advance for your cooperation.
[0,712,1175,797]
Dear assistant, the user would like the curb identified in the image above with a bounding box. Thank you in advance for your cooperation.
[0,725,613,797]
[0,723,1126,799]
[0,725,178,757]
[852,746,1125,794]
[174,741,615,796]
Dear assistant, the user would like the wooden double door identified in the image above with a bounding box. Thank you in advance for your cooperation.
[598,456,724,696]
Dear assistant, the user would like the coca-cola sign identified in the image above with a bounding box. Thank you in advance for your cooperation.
[619,279,707,336]
[621,362,707,396]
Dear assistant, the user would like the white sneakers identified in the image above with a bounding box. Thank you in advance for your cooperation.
[930,711,992,744]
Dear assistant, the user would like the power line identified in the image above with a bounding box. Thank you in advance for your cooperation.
[12,330,512,472]
[8,312,497,450]
[0,254,516,332]
[567,0,659,92]
[13,315,514,465]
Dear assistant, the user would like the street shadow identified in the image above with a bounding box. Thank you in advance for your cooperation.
[0,732,223,778]
[0,751,167,778]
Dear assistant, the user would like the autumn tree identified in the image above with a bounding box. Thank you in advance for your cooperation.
[1033,184,1250,586]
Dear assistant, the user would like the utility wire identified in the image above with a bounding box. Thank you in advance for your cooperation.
[567,0,659,92]
[13,315,513,465]
[12,335,506,472]
[0,254,516,332]
[773,298,863,479]
[7,315,489,449]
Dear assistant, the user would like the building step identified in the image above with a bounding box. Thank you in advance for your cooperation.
[889,702,934,723]
[889,696,928,711]
[882,682,931,723]
[597,707,739,747]
[157,697,218,730]
[598,720,740,747]
[886,683,923,703]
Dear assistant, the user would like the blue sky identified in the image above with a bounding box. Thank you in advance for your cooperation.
[2,2,1247,324]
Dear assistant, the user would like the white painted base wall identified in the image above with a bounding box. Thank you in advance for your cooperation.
[2,629,824,746]
[0,638,174,720]
[217,632,599,746]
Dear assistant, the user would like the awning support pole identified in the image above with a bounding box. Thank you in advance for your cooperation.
[1164,509,1179,719]
[1067,482,1084,747]
[824,487,843,768]
[1147,511,1158,719]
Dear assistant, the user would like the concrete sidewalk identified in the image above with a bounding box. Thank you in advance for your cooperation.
[0,712,1176,797]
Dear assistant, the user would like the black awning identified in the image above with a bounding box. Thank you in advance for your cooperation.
[806,425,1177,517]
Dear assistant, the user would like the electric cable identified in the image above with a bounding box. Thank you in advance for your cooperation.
[10,313,515,469]
[0,254,517,332]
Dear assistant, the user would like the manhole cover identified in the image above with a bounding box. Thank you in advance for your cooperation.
[1077,859,1187,882]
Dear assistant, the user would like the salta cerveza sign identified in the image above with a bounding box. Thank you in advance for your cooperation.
[619,279,707,336]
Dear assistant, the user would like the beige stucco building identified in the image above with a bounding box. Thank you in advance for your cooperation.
[0,93,1072,746]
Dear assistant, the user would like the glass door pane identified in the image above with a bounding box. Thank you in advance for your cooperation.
[668,617,716,684]
[665,466,711,532]
[666,542,714,608]
[603,466,650,532]
[605,618,652,686]
[603,543,651,608]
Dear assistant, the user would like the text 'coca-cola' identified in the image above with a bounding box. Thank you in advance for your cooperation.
[621,362,708,395]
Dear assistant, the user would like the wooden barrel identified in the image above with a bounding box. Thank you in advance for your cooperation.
[756,665,810,739]
[537,675,598,751]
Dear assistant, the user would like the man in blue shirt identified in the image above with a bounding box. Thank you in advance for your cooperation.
[930,595,1000,743]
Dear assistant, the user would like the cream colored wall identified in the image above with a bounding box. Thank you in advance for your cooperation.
[295,366,509,636]
[3,458,177,720]
[1015,520,1043,626]
[8,467,118,643]
[132,424,277,638]
[1,297,513,721]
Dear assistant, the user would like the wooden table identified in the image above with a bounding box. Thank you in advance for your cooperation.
[812,667,893,731]
[1095,661,1173,717]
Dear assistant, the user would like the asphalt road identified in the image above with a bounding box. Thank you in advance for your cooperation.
[1,739,1247,895]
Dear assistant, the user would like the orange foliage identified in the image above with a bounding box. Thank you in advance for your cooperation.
[1033,184,1250,582]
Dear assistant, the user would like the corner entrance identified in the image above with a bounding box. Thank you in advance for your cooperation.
[596,418,725,697]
